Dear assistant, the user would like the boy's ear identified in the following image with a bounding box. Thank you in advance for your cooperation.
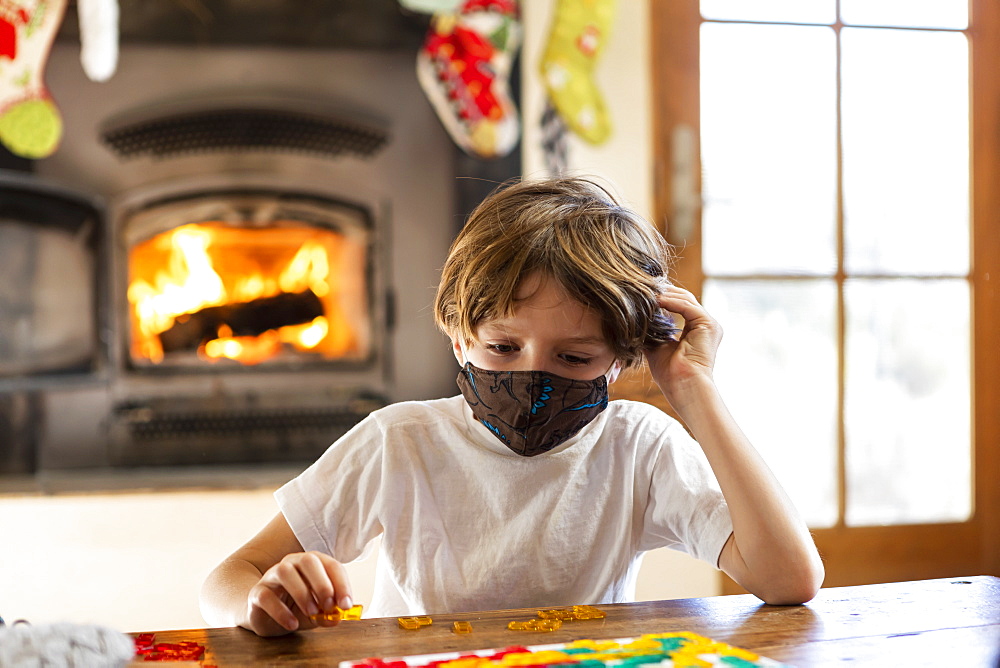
[606,360,623,385]
[451,337,466,367]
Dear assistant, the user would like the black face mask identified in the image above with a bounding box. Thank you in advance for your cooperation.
[456,362,610,456]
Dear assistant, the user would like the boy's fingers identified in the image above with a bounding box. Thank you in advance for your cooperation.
[323,556,355,612]
[250,584,299,632]
[271,559,320,618]
[297,552,338,615]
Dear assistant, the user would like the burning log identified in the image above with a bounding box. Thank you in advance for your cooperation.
[158,290,324,354]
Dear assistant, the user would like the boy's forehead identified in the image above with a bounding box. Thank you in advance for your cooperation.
[479,303,607,346]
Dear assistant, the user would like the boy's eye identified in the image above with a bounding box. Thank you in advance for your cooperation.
[561,354,594,366]
[487,343,517,354]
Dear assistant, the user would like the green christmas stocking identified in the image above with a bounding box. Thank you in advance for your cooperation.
[539,0,616,145]
[0,0,67,158]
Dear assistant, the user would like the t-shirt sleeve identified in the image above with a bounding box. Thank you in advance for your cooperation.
[274,413,386,563]
[639,418,733,567]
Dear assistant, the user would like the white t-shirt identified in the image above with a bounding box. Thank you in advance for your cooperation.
[275,396,733,617]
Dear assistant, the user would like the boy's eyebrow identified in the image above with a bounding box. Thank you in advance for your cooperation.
[562,336,607,346]
[479,327,608,348]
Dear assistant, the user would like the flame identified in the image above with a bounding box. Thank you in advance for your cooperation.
[128,226,225,332]
[128,222,354,366]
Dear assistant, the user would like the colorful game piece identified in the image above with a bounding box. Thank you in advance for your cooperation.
[572,605,606,620]
[536,605,605,621]
[342,604,365,620]
[398,616,433,630]
[340,633,790,668]
[507,618,562,632]
[311,603,365,623]
[133,633,206,662]
[453,621,474,634]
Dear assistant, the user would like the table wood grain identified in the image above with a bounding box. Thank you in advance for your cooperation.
[132,576,1000,667]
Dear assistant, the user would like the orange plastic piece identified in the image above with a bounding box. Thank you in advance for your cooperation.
[311,603,364,623]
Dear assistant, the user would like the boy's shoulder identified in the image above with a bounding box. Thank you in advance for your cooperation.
[607,398,677,422]
[369,395,466,428]
[605,399,688,438]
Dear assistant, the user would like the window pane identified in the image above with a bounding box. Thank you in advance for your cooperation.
[701,0,835,25]
[701,24,837,276]
[841,0,968,29]
[844,279,971,526]
[842,28,969,276]
[704,279,838,527]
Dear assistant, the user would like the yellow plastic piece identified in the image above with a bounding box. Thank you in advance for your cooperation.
[398,617,422,630]
[311,609,341,622]
[572,605,606,619]
[311,602,364,622]
[414,616,433,626]
[507,618,562,632]
[452,621,474,634]
[341,604,364,620]
[536,605,606,621]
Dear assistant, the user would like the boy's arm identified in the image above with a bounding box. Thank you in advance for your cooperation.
[200,513,354,636]
[646,285,825,605]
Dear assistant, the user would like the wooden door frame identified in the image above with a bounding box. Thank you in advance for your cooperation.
[648,0,1000,590]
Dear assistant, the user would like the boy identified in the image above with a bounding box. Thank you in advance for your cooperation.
[200,177,824,637]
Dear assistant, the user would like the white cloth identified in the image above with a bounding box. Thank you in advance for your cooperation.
[0,622,134,668]
[276,396,733,617]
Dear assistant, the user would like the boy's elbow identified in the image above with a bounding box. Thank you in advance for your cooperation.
[758,558,825,606]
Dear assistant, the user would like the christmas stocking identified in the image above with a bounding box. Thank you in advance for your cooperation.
[540,98,569,175]
[399,0,461,14]
[416,0,521,159]
[539,0,616,145]
[78,0,119,83]
[0,0,67,158]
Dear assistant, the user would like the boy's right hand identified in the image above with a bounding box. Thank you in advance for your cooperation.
[246,551,353,636]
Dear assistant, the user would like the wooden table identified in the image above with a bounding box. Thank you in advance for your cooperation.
[133,576,1000,666]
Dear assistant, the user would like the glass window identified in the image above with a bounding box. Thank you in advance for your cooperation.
[841,28,969,276]
[699,14,972,529]
[844,279,972,525]
[705,279,839,527]
[701,0,835,25]
[701,23,837,276]
[840,0,968,30]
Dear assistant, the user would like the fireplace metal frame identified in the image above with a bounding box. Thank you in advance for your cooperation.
[101,171,394,466]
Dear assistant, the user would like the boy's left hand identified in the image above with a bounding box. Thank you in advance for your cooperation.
[644,285,723,407]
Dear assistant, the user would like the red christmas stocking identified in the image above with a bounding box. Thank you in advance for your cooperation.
[416,0,521,159]
[0,0,67,158]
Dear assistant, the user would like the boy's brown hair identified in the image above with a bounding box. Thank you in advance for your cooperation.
[434,177,677,369]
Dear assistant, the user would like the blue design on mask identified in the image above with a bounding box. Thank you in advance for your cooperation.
[567,394,609,411]
[531,379,553,414]
[481,419,507,442]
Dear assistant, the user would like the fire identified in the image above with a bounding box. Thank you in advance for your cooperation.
[128,222,361,365]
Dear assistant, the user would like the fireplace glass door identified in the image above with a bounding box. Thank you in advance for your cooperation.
[122,191,374,371]
[0,176,102,379]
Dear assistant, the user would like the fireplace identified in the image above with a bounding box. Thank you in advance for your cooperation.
[103,177,391,467]
[123,190,374,370]
[1,42,469,472]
